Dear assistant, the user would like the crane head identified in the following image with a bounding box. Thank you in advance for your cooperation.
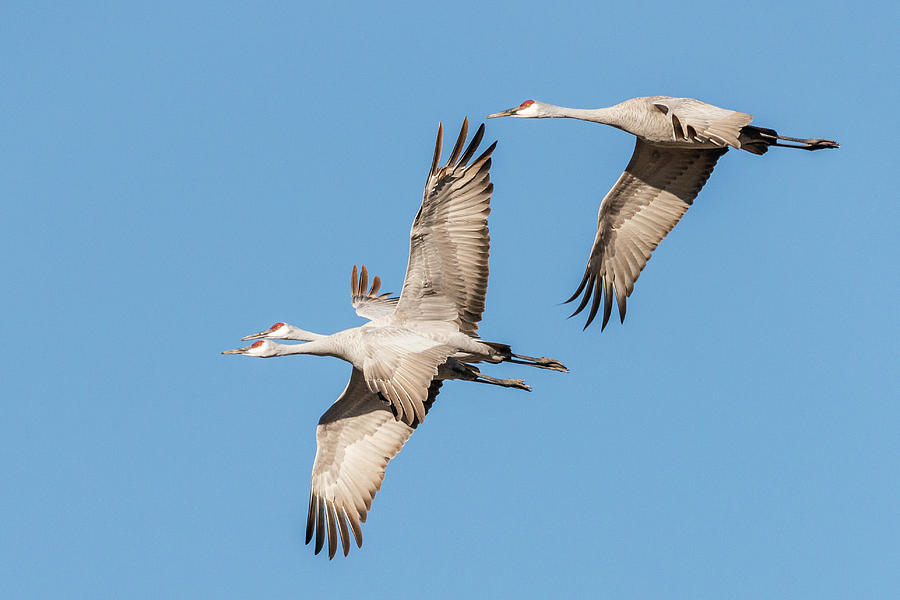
[222,339,276,357]
[487,100,541,119]
[241,322,289,341]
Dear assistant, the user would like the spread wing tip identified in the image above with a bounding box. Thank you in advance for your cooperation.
[429,123,443,177]
[445,118,468,167]
[566,272,626,331]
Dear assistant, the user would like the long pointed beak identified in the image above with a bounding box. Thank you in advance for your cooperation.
[240,330,270,341]
[222,345,250,355]
[486,108,515,119]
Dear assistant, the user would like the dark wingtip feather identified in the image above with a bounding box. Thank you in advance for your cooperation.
[314,496,325,554]
[473,139,497,165]
[445,118,468,167]
[569,274,594,318]
[336,506,351,557]
[429,123,443,177]
[359,265,369,299]
[327,502,338,560]
[350,265,359,298]
[564,271,590,305]
[349,515,363,549]
[305,493,316,545]
[584,280,603,329]
[600,280,614,330]
[458,123,486,166]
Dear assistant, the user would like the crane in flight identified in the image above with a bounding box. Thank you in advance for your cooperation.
[223,120,566,559]
[488,96,838,330]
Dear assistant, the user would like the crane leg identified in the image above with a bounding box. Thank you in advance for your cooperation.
[508,353,569,373]
[758,131,839,150]
[772,138,840,150]
[739,126,838,154]
[472,372,532,391]
[438,358,531,390]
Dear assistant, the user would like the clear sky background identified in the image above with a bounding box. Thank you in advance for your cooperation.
[2,1,898,598]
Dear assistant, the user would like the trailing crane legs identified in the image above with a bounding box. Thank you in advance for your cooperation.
[223,120,566,559]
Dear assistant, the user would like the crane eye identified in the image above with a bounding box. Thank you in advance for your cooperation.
[519,100,535,108]
[270,322,285,330]
[251,340,264,348]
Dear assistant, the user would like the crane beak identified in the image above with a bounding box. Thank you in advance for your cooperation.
[486,108,516,119]
[240,330,269,341]
[222,345,250,355]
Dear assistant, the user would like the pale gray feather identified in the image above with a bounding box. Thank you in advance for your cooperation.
[395,119,497,335]
[568,139,727,329]
[306,368,442,558]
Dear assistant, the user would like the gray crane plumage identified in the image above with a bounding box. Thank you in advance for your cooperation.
[224,120,566,559]
[488,96,838,329]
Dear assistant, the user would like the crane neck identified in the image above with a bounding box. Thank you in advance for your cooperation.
[271,337,340,358]
[542,103,623,128]
[283,326,328,342]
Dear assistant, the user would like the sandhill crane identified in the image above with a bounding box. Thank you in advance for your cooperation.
[242,265,566,371]
[488,97,839,330]
[223,120,566,559]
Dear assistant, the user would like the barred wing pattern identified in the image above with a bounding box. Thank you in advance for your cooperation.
[306,368,442,559]
[395,119,497,335]
[350,264,398,321]
[567,139,728,329]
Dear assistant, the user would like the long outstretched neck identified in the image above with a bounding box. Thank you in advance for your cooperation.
[286,327,328,342]
[542,103,622,127]
[273,336,340,358]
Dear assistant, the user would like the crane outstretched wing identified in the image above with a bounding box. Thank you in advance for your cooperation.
[350,265,399,321]
[394,119,497,335]
[567,139,728,329]
[359,327,455,426]
[306,367,442,559]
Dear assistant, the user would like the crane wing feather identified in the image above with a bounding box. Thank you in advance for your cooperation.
[567,139,727,329]
[652,98,753,148]
[395,119,496,335]
[307,368,442,559]
[350,264,399,320]
[359,327,455,426]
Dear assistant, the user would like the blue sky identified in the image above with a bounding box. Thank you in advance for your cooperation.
[1,1,897,598]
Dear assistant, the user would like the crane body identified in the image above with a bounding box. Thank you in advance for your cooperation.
[488,96,838,329]
[224,120,566,558]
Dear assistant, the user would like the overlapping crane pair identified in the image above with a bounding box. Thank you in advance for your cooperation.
[223,96,838,558]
